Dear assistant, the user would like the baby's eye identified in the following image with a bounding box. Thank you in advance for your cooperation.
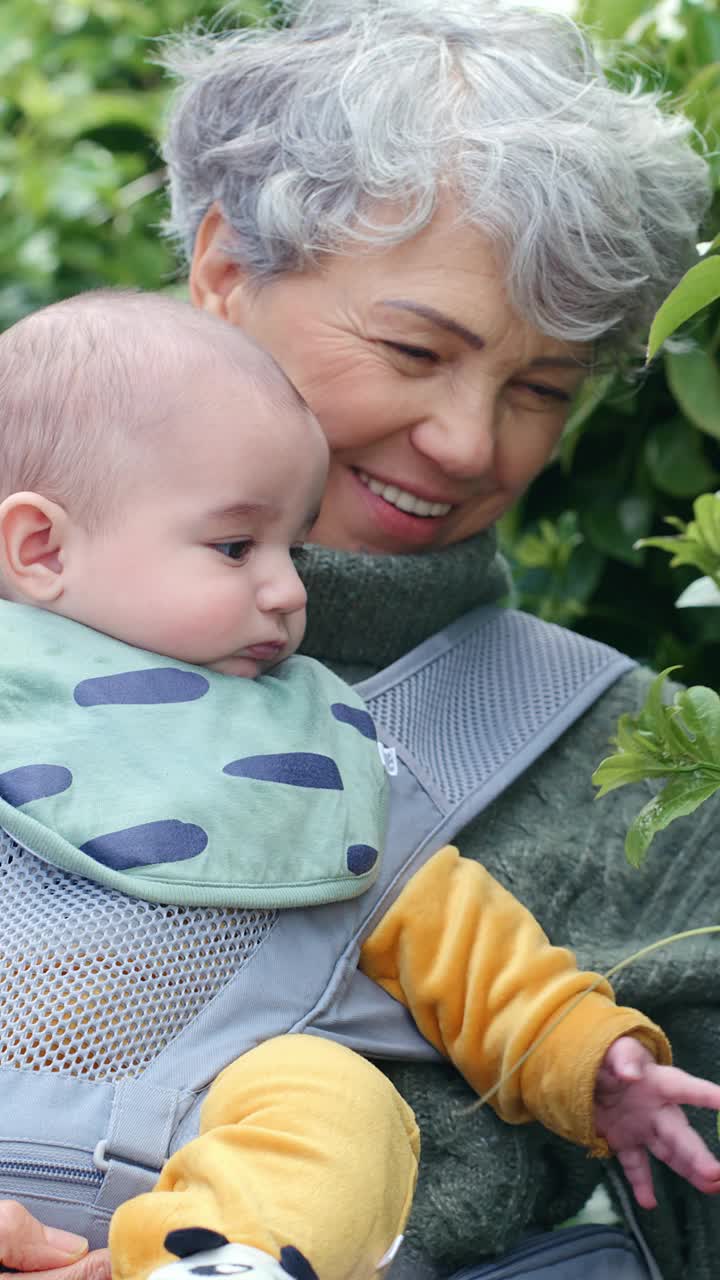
[214,539,252,562]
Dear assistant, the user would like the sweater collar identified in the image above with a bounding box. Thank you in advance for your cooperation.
[299,528,511,669]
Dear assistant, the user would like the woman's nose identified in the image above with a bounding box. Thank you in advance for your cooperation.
[410,397,497,479]
[256,558,308,615]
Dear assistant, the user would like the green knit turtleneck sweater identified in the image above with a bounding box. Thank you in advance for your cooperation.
[299,527,511,680]
[299,531,720,1280]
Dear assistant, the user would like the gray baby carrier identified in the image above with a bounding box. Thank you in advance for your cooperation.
[0,606,646,1272]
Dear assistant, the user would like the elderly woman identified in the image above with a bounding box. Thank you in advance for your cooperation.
[159,2,715,1274]
[2,2,717,1279]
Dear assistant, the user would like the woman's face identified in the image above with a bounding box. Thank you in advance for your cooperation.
[191,204,588,555]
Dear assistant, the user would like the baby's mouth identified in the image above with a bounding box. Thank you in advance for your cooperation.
[242,642,285,660]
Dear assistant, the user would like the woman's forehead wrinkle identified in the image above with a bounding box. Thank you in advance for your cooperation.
[380,300,485,350]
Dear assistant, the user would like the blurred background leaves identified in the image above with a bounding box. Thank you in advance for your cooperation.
[3,0,720,684]
[0,0,267,327]
[501,0,720,686]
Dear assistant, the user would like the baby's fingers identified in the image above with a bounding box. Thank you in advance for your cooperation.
[616,1147,656,1210]
[651,1065,720,1111]
[650,1108,720,1194]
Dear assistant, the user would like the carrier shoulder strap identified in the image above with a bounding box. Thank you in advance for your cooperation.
[306,605,636,1052]
[358,603,635,838]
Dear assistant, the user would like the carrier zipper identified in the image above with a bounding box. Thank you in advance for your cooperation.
[0,1156,103,1186]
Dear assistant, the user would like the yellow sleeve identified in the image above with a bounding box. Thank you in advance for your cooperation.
[359,846,670,1155]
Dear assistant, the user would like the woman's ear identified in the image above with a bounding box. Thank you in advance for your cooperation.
[0,492,69,603]
[189,204,252,324]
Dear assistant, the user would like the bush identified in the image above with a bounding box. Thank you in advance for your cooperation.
[0,0,269,325]
[502,0,720,687]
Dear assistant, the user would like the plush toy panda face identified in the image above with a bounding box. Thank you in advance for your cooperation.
[149,1243,287,1279]
[147,1230,319,1280]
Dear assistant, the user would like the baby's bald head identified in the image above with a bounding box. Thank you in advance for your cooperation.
[0,289,308,531]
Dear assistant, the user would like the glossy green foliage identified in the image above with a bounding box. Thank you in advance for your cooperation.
[0,0,270,327]
[500,0,720,688]
[593,668,720,863]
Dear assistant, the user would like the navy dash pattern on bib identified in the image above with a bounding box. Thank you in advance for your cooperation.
[0,764,72,806]
[331,703,377,741]
[74,668,209,706]
[223,753,344,790]
[80,820,209,870]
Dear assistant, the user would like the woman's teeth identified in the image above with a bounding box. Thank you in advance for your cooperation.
[358,471,452,518]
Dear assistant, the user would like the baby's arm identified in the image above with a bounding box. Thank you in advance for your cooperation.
[359,845,720,1200]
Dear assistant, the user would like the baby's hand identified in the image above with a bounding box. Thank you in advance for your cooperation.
[594,1036,720,1208]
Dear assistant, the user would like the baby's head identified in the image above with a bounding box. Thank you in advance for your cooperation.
[0,290,328,676]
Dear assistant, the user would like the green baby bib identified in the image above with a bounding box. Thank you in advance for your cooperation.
[0,602,388,907]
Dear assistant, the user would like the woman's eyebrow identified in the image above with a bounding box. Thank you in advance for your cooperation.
[380,301,584,371]
[380,299,485,349]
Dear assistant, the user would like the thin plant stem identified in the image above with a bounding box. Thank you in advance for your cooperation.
[463,925,720,1115]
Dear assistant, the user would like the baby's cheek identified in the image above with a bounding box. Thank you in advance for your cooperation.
[177,588,246,654]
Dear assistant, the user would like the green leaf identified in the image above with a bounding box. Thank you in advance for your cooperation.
[685,5,720,69]
[625,771,720,866]
[682,63,720,135]
[641,666,681,736]
[578,0,653,40]
[676,576,720,607]
[559,373,616,471]
[595,666,720,863]
[592,753,679,798]
[638,533,719,577]
[582,496,653,566]
[647,258,720,361]
[45,90,167,142]
[694,492,720,555]
[665,348,720,441]
[644,417,719,498]
[674,685,720,760]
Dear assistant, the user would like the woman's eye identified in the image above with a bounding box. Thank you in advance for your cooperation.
[516,382,571,404]
[382,341,439,363]
[214,539,252,562]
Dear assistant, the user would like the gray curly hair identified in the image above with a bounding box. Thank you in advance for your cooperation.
[160,0,710,352]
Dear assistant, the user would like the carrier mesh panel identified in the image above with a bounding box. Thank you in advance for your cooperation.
[365,613,614,806]
[0,831,277,1081]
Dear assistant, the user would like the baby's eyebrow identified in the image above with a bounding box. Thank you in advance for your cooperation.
[205,501,277,524]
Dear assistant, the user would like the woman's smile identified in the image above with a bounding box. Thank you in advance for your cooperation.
[350,466,457,548]
[355,469,454,517]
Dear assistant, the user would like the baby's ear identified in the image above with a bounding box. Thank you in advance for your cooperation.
[0,491,68,603]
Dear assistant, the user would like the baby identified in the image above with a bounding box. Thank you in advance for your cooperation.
[1,291,720,1280]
